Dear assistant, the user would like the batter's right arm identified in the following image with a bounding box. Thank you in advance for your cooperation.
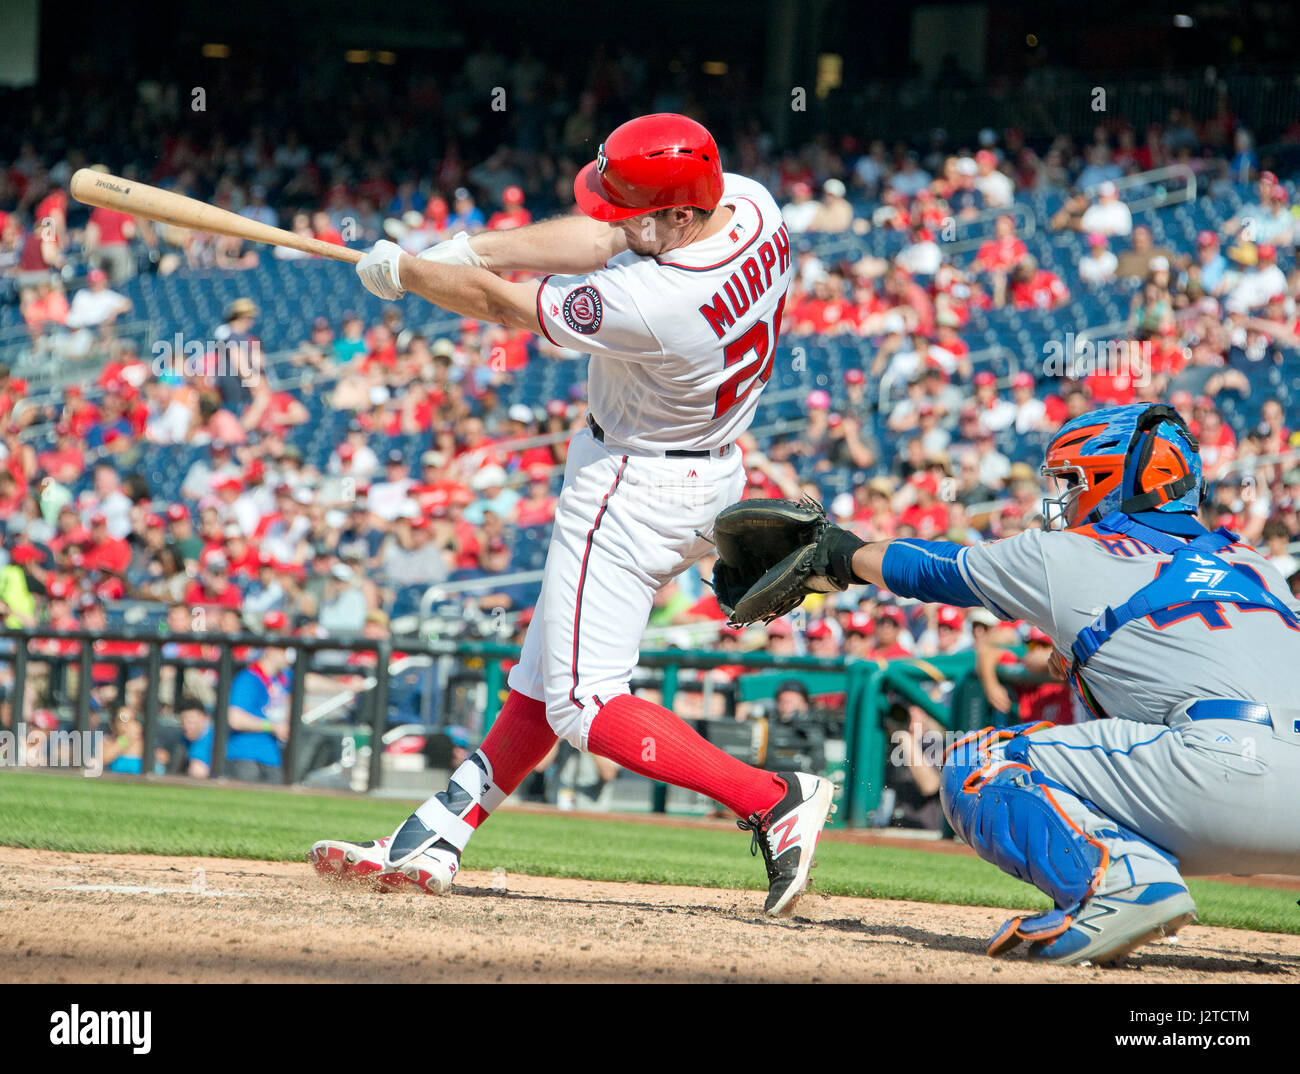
[457,215,628,274]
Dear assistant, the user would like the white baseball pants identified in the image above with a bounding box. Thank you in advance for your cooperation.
[508,428,745,749]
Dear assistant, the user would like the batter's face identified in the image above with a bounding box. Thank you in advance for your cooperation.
[616,207,698,256]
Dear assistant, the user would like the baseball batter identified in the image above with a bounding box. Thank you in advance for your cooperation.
[715,402,1300,963]
[311,114,834,915]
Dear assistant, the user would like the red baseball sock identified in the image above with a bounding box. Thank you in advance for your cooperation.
[587,694,786,819]
[478,689,558,799]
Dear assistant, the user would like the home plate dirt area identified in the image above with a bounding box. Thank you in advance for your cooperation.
[1,847,1297,983]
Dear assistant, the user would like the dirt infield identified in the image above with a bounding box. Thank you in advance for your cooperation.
[1,846,1297,983]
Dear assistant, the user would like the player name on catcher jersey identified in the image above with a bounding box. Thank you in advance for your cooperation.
[536,173,793,453]
[957,526,1300,727]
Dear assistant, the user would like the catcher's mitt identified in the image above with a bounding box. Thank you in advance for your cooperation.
[709,498,867,625]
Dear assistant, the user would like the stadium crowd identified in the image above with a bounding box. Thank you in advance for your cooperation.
[2,59,1299,812]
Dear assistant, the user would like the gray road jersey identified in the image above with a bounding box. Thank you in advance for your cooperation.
[955,526,1300,726]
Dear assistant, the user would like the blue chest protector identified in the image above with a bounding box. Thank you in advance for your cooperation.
[1067,511,1300,716]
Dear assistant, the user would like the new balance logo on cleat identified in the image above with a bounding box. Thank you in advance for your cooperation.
[737,771,834,917]
[998,883,1198,966]
[770,815,800,854]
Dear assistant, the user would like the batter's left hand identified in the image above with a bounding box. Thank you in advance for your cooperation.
[356,239,406,300]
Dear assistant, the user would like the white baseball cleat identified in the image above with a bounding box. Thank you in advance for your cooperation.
[308,823,461,895]
[379,813,462,895]
[737,771,836,918]
[307,835,404,890]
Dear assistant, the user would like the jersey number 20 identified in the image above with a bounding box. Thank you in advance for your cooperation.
[713,295,787,419]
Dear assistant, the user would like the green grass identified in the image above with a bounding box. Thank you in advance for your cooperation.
[2,771,1296,934]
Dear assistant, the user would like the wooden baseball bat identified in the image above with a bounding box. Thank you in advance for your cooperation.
[69,168,363,264]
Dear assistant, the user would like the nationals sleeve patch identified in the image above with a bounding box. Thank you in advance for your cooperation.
[562,285,603,334]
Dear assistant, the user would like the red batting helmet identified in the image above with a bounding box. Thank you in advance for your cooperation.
[574,113,724,222]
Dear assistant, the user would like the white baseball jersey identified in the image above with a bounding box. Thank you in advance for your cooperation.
[535,173,793,453]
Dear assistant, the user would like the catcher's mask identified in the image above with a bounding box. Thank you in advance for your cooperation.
[1041,403,1204,530]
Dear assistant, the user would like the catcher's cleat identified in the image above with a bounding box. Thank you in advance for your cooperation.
[380,813,462,895]
[737,771,835,917]
[989,883,1197,966]
[308,836,406,891]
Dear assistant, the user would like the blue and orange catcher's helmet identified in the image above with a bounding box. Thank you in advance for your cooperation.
[1041,403,1204,530]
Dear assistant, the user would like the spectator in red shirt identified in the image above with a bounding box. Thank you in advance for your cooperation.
[0,366,26,416]
[82,514,130,575]
[882,267,935,335]
[899,472,951,538]
[970,214,1027,275]
[61,386,101,439]
[804,617,840,658]
[1009,255,1070,310]
[1085,347,1139,406]
[1146,327,1187,379]
[23,187,68,274]
[361,323,398,373]
[1014,628,1074,724]
[96,342,148,393]
[396,382,436,434]
[514,465,557,527]
[21,277,69,335]
[487,186,532,230]
[1194,405,1237,478]
[33,578,81,659]
[793,273,856,335]
[50,511,93,561]
[245,379,309,436]
[85,205,138,285]
[311,211,344,246]
[842,613,876,659]
[184,557,244,610]
[0,471,23,517]
[851,277,887,330]
[869,608,912,659]
[223,526,261,579]
[81,599,148,684]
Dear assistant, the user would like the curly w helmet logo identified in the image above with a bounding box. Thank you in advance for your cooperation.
[596,144,608,174]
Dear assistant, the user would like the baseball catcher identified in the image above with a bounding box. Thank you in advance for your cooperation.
[715,402,1300,964]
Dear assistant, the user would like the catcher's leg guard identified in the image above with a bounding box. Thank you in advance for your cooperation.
[942,723,1189,959]
[941,724,1107,914]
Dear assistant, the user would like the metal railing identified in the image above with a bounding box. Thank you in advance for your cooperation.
[8,318,158,415]
[0,627,445,790]
[462,639,991,825]
[1,625,1061,826]
[1079,163,1198,215]
[415,569,545,633]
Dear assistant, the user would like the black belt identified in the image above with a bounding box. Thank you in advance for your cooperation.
[587,414,714,458]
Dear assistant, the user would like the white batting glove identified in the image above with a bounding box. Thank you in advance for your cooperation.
[417,230,486,268]
[356,240,406,301]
